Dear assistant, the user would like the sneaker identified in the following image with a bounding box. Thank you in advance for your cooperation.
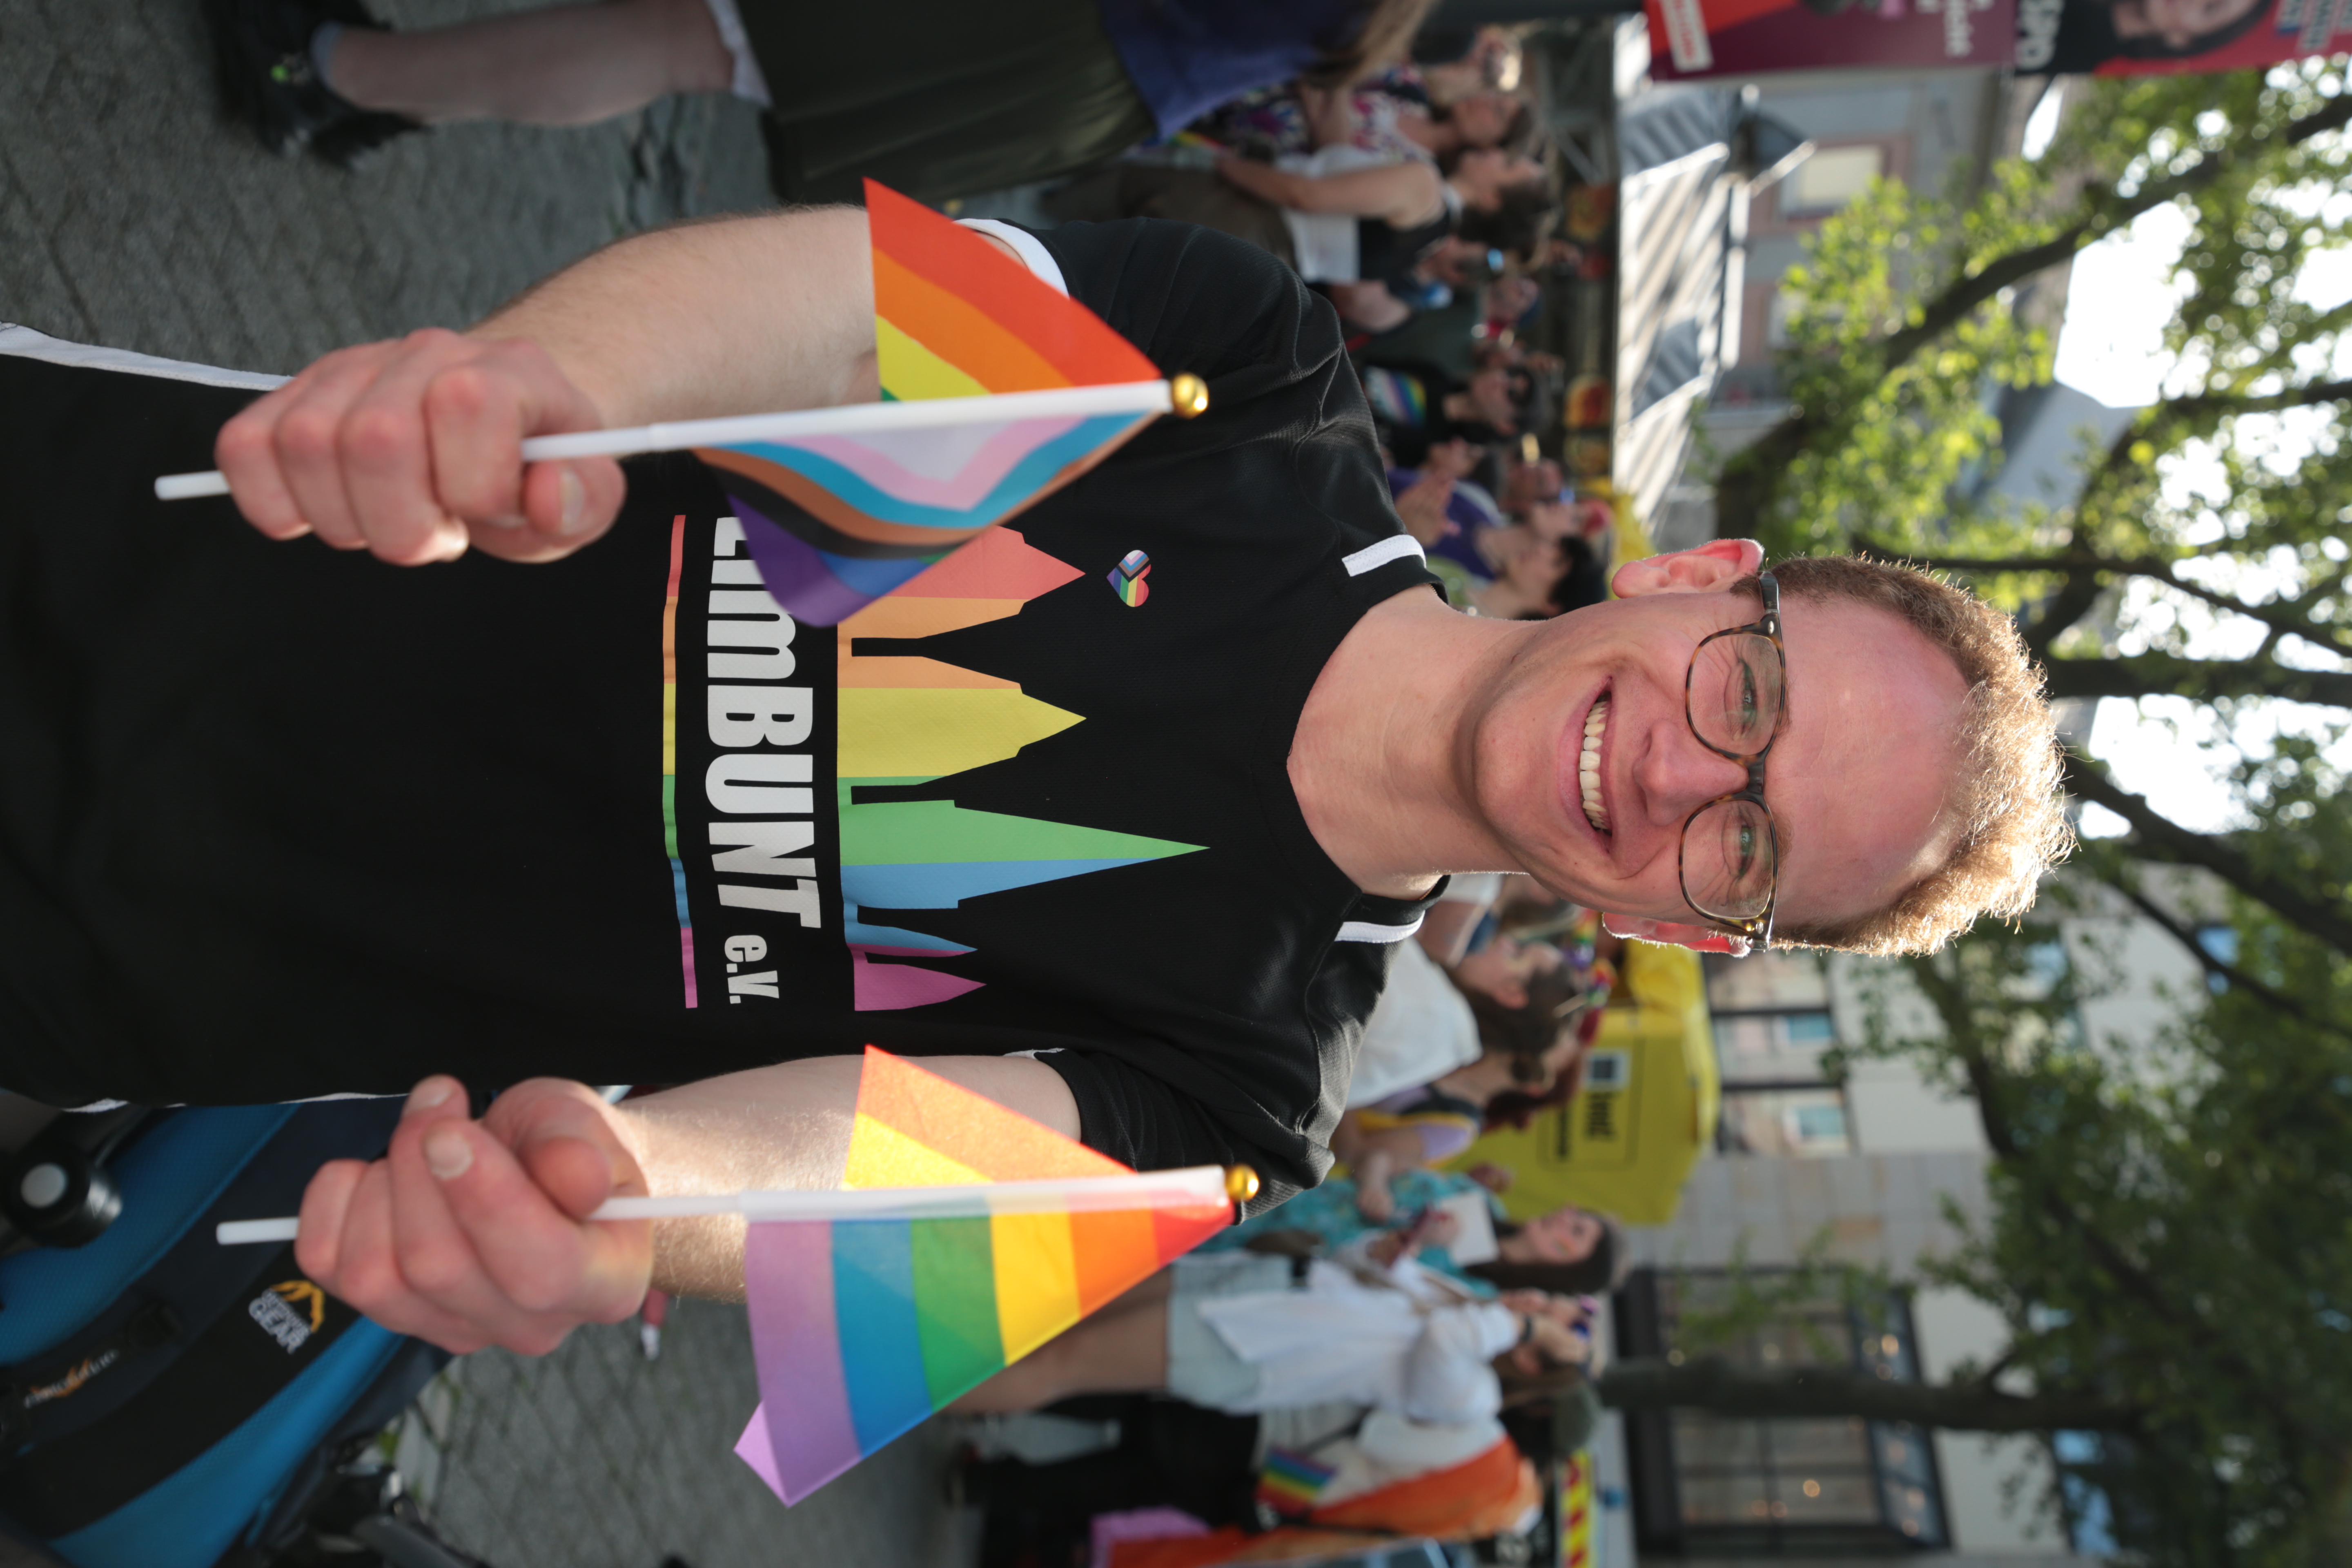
[204,0,419,165]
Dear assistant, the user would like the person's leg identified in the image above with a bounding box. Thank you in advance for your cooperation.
[964,1401,1261,1522]
[328,0,733,127]
[950,1296,1172,1414]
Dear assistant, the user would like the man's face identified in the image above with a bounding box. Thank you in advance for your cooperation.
[1459,546,1968,935]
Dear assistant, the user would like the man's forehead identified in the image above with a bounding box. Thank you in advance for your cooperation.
[1767,596,1969,909]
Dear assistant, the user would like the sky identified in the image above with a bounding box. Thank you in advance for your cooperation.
[2037,123,2351,839]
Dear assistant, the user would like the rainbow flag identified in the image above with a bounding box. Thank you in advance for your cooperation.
[698,181,1165,625]
[733,1048,1232,1503]
[1255,1448,1339,1517]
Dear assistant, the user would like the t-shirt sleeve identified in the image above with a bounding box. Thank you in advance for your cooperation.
[1028,218,1350,408]
[1036,1046,1330,1221]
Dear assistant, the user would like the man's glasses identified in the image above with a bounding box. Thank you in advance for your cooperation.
[1677,572,1785,947]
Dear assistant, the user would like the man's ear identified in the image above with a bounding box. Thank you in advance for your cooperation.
[1609,538,1765,600]
[1601,913,1751,958]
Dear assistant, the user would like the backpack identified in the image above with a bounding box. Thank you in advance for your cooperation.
[0,1100,453,1568]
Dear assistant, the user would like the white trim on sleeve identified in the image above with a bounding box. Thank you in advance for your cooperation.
[956,220,1069,296]
[1336,914,1427,944]
[1341,535,1425,577]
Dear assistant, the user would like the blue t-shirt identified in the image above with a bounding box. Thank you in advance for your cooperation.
[1094,0,1367,138]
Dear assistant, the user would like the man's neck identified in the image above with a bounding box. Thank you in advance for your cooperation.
[1288,587,1530,899]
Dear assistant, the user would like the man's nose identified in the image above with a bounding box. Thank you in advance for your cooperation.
[1632,726,1752,820]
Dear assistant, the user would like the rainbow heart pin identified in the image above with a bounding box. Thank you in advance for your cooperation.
[1107,548,1151,607]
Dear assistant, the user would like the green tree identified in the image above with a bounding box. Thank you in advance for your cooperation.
[1582,66,2352,1561]
[1710,63,2352,962]
[1592,901,2352,1564]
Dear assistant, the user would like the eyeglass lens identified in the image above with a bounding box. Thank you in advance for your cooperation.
[1683,632,1783,922]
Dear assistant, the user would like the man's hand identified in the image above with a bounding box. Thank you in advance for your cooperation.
[215,329,627,567]
[1392,470,1458,548]
[294,1076,652,1356]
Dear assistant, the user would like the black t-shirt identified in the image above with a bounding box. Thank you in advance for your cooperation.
[0,220,1443,1204]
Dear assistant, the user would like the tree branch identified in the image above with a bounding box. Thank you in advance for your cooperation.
[1719,90,2352,537]
[1911,961,2326,1454]
[2093,876,2352,1046]
[1882,552,2352,657]
[2042,653,2352,710]
[1597,1356,2131,1432]
[2062,754,2352,956]
[2157,374,2352,423]
[1878,90,2352,374]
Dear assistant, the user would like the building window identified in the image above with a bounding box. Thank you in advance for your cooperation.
[1618,1270,1951,1555]
[1782,145,1886,215]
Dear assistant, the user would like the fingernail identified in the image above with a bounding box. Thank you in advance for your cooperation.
[558,468,589,535]
[407,1077,454,1114]
[480,511,527,531]
[425,1126,474,1180]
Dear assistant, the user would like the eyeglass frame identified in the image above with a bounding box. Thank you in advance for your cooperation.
[1675,570,1785,949]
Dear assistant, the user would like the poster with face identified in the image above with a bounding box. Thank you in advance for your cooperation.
[1642,0,2018,80]
[2016,0,2350,76]
[1645,0,2343,78]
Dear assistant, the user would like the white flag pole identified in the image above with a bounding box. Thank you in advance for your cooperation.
[154,379,1190,502]
[214,1161,1253,1245]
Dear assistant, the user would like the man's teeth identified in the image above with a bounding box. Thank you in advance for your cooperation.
[1580,697,1611,833]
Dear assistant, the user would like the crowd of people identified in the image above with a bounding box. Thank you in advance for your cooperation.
[5,5,2072,1564]
[204,0,1615,631]
[1037,26,1616,629]
[947,868,1635,1558]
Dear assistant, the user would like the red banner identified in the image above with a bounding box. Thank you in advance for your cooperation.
[1644,0,2018,80]
[1646,0,2349,78]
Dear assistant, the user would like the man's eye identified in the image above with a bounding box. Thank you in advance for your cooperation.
[1737,659,1759,728]
[1732,822,1756,878]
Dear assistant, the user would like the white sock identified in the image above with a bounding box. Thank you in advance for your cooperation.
[309,21,346,90]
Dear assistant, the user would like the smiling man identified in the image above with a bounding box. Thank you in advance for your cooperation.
[0,207,2067,1355]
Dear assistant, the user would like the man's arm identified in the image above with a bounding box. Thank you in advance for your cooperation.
[293,1054,1078,1354]
[1214,156,1439,224]
[215,206,879,568]
[625,1056,1079,1298]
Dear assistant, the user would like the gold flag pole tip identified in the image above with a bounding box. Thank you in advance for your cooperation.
[1223,1164,1260,1204]
[1169,374,1209,419]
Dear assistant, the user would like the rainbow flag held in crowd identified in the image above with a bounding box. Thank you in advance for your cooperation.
[734,1049,1234,1503]
[698,180,1167,624]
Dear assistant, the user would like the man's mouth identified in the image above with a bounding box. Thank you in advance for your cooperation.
[1579,695,1612,834]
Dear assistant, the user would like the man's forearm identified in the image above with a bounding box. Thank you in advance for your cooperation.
[616,1054,1082,1299]
[471,206,881,431]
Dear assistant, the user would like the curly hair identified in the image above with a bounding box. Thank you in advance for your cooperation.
[1744,555,2074,955]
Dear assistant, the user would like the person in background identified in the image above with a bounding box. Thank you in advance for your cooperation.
[1345,870,1510,1111]
[204,0,1437,196]
[2035,0,2274,71]
[1362,356,1540,469]
[1334,943,1585,1175]
[1204,1163,1626,1297]
[952,1232,1596,1421]
[1194,68,1529,169]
